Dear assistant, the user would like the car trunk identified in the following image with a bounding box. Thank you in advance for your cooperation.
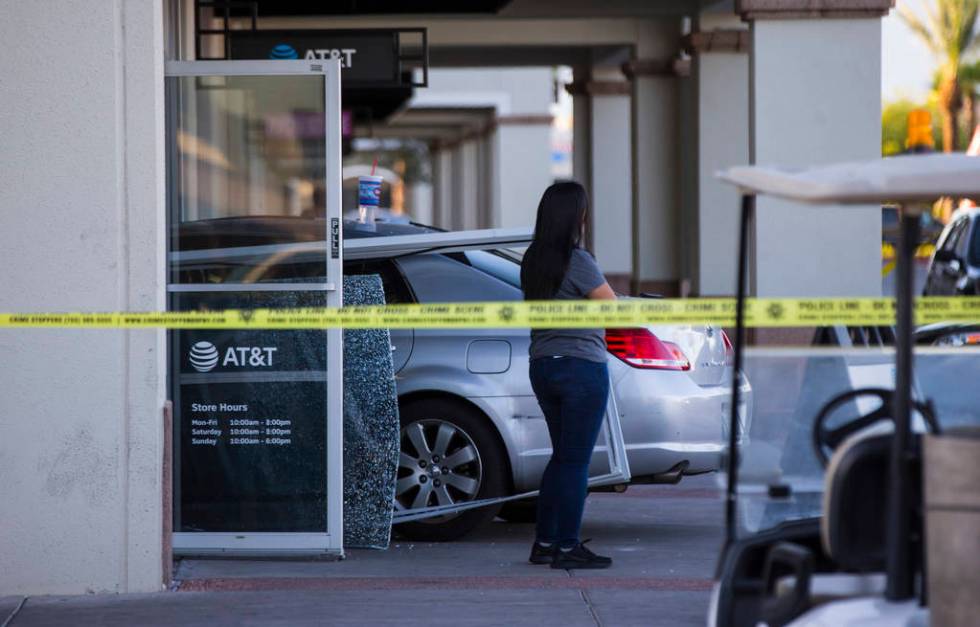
[648,323,730,386]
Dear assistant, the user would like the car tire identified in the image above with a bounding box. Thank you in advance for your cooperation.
[497,499,537,524]
[394,398,508,541]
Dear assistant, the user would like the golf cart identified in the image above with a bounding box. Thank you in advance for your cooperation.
[709,154,980,626]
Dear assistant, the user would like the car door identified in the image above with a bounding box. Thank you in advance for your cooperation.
[940,218,969,294]
[968,216,980,294]
[927,218,967,294]
[392,253,526,395]
[951,216,975,293]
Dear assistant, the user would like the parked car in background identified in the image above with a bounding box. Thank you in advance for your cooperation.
[923,208,980,296]
[814,323,980,348]
[915,322,980,347]
[174,217,753,541]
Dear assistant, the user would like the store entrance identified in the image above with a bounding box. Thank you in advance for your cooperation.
[164,60,344,555]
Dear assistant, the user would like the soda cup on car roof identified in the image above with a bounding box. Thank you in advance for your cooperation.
[357,175,383,230]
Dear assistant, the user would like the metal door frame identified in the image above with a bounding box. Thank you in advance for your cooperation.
[165,59,343,555]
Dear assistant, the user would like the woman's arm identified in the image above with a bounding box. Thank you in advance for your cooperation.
[587,282,617,300]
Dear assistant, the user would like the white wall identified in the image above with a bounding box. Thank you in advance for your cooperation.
[416,67,552,116]
[578,88,633,277]
[0,0,166,595]
[751,19,882,297]
[495,123,553,229]
[413,68,554,230]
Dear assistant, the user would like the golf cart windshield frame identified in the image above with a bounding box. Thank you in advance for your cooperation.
[720,154,980,602]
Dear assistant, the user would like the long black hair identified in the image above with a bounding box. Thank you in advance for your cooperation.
[520,181,590,300]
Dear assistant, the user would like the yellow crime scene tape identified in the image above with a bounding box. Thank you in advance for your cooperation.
[1,297,979,329]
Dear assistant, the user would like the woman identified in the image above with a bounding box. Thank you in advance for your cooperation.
[520,181,617,569]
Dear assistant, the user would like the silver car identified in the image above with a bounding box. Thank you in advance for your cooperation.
[177,218,753,541]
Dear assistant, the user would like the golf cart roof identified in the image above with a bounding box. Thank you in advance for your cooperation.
[718,153,980,204]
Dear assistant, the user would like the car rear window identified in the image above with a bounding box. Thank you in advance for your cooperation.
[345,260,415,304]
[464,250,522,289]
[396,254,522,303]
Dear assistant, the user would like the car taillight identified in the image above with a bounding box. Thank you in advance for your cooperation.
[721,330,734,366]
[605,328,690,371]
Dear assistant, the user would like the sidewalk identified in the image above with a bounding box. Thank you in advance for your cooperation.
[2,479,722,626]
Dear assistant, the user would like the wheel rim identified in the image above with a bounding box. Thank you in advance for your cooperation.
[396,418,483,523]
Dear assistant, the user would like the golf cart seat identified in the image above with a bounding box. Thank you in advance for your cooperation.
[759,432,922,626]
[822,431,923,574]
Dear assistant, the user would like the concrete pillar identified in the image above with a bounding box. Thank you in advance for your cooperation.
[428,146,440,226]
[430,146,454,229]
[459,139,480,231]
[478,133,495,229]
[742,0,888,298]
[495,116,553,229]
[689,15,751,296]
[677,55,699,298]
[449,143,465,230]
[486,127,502,228]
[568,71,633,293]
[571,80,592,193]
[626,21,683,296]
[410,182,433,225]
[0,1,166,594]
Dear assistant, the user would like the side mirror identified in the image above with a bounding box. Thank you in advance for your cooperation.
[933,248,953,263]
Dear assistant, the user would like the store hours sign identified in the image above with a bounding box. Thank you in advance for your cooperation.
[176,330,328,533]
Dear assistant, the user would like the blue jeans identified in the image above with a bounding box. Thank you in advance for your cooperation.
[529,356,609,548]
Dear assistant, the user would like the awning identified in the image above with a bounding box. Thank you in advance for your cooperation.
[718,153,980,204]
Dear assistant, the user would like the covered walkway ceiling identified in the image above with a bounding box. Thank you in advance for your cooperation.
[360,107,496,142]
[229,0,706,18]
[211,0,719,124]
[428,45,632,68]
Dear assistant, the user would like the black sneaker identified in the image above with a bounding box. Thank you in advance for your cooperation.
[529,541,557,565]
[551,540,612,569]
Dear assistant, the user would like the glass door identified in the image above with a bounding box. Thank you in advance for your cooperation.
[165,60,343,555]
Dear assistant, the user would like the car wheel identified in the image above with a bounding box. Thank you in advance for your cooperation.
[394,398,508,541]
[497,499,537,524]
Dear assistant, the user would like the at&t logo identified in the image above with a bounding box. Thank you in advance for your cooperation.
[268,42,357,66]
[188,341,278,372]
[189,341,219,373]
[269,44,299,60]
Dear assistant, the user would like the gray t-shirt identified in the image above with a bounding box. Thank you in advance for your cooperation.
[528,248,608,363]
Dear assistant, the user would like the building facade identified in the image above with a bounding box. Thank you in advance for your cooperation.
[0,0,887,594]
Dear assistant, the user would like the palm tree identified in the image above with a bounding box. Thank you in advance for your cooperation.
[899,0,980,151]
[961,59,980,138]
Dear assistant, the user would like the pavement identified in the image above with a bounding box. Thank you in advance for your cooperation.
[1,476,724,626]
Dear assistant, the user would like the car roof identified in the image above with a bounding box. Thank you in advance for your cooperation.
[951,207,980,221]
[172,216,532,263]
[175,216,439,250]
